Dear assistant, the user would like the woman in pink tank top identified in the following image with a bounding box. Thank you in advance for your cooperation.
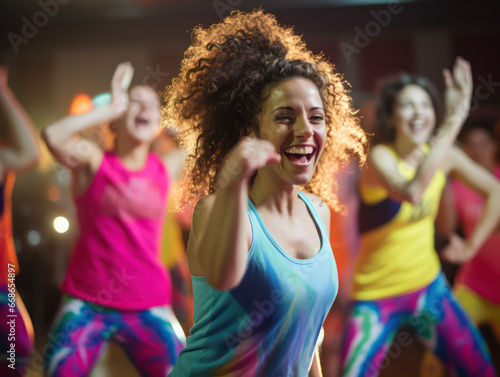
[42,62,185,377]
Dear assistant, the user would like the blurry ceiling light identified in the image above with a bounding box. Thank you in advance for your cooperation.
[48,186,61,202]
[69,93,93,115]
[92,92,112,108]
[27,230,42,246]
[53,216,70,233]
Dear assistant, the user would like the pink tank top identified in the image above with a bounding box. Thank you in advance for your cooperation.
[453,166,500,304]
[61,151,172,309]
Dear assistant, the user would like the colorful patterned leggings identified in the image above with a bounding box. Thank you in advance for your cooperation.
[0,286,34,377]
[44,296,185,377]
[420,284,500,376]
[341,273,496,377]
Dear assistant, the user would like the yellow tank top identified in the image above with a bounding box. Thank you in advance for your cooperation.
[353,144,445,300]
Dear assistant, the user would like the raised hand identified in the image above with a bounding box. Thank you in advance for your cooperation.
[111,62,134,116]
[440,233,475,264]
[443,57,473,121]
[217,137,281,189]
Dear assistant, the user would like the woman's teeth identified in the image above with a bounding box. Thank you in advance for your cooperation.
[411,120,426,130]
[283,146,315,165]
[284,146,313,154]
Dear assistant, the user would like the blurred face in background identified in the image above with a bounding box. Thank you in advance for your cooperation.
[115,85,162,145]
[463,128,497,168]
[390,84,436,146]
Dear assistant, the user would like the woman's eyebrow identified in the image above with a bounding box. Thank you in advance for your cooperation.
[271,106,294,114]
[271,106,324,113]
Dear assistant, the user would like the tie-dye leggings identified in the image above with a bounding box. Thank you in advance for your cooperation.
[0,286,34,377]
[341,273,496,377]
[44,296,185,377]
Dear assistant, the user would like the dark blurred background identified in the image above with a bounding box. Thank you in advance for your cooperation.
[1,0,499,375]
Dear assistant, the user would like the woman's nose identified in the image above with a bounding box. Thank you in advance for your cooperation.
[294,117,313,138]
[141,101,154,110]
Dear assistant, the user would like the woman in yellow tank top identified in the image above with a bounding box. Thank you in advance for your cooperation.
[341,57,500,377]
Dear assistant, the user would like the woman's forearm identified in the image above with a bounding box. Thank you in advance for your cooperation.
[406,117,464,202]
[401,58,472,203]
[42,104,117,147]
[194,137,280,290]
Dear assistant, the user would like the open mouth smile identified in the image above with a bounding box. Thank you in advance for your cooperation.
[283,145,317,166]
[410,119,428,133]
[135,114,150,128]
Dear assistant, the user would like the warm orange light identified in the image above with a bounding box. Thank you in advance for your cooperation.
[47,186,61,202]
[69,93,93,115]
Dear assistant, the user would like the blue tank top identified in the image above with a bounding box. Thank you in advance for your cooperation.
[170,192,338,377]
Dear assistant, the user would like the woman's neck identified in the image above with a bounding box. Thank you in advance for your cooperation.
[249,171,300,217]
[392,137,426,167]
[114,136,151,170]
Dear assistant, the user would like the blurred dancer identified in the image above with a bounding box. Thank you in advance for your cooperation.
[42,62,185,377]
[453,123,500,372]
[341,58,500,377]
[453,123,500,332]
[422,121,500,376]
[0,66,40,376]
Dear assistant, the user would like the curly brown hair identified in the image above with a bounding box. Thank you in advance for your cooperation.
[163,9,367,212]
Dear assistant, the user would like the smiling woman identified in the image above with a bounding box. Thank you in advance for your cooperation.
[341,59,500,377]
[255,77,328,188]
[41,63,186,377]
[163,9,366,377]
[164,11,367,213]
